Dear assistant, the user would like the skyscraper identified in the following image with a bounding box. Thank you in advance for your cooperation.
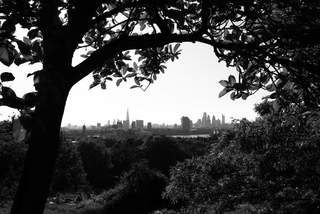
[201,112,207,128]
[123,108,130,129]
[181,116,191,131]
[212,115,216,128]
[206,115,211,127]
[136,120,144,129]
[222,114,225,126]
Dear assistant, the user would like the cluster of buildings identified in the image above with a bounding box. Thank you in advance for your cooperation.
[181,112,227,131]
[65,110,229,132]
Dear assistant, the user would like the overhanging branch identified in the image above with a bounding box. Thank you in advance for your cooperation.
[69,33,201,85]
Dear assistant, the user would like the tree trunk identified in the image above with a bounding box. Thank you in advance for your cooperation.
[10,72,71,214]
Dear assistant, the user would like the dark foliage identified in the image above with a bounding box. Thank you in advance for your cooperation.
[141,136,188,175]
[0,121,27,203]
[51,142,88,193]
[164,103,320,214]
[82,162,172,214]
[78,141,113,190]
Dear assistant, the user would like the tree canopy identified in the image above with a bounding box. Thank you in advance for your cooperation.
[1,0,320,109]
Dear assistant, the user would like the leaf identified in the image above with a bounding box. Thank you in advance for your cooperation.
[134,77,140,85]
[228,75,236,85]
[89,81,100,89]
[266,84,276,92]
[269,92,277,99]
[218,87,231,98]
[16,40,32,56]
[23,37,32,46]
[130,85,140,89]
[241,93,249,100]
[133,62,138,70]
[2,19,16,35]
[0,72,15,82]
[23,92,38,108]
[101,82,106,89]
[1,86,17,98]
[116,78,122,86]
[27,28,41,40]
[126,73,136,78]
[14,56,28,65]
[219,80,229,87]
[173,43,181,52]
[0,46,15,66]
[230,91,236,100]
[138,56,144,62]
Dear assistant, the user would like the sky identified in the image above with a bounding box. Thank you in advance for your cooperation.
[0,42,269,126]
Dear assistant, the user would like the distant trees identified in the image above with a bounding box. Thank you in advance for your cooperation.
[1,0,320,213]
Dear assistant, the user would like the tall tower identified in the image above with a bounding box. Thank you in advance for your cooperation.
[222,114,225,125]
[124,108,130,129]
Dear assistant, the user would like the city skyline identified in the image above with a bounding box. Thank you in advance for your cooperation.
[65,108,231,128]
[0,43,269,125]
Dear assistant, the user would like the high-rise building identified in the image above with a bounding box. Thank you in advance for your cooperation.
[222,114,225,125]
[147,122,152,129]
[123,109,130,129]
[181,116,191,131]
[217,119,221,127]
[201,112,207,128]
[136,120,144,129]
[206,115,211,127]
[131,121,136,129]
[195,119,201,128]
[212,115,216,128]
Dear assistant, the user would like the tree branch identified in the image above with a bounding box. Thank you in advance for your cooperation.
[69,33,200,85]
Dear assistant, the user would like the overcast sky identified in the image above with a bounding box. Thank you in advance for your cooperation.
[0,42,268,126]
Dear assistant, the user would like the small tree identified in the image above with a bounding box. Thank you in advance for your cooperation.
[0,0,319,213]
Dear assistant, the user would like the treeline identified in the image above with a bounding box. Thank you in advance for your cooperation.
[0,123,210,204]
[1,100,320,214]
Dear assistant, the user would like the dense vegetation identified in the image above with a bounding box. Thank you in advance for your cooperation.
[1,98,319,214]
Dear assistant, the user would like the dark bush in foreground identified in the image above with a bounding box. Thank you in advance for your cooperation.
[83,162,172,214]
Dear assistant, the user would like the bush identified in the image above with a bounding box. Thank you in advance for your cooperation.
[141,136,188,175]
[83,162,172,214]
[52,142,88,192]
[78,141,113,190]
[164,105,320,213]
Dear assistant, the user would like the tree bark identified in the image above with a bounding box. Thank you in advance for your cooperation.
[10,71,71,214]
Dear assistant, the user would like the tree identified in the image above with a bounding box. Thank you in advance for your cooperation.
[0,0,319,213]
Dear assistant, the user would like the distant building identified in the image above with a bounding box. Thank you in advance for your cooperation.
[131,121,136,129]
[117,120,123,128]
[194,119,201,128]
[206,115,211,127]
[181,116,191,131]
[217,119,221,127]
[212,115,216,128]
[97,123,101,128]
[222,114,225,126]
[147,122,152,129]
[201,112,207,128]
[123,109,130,129]
[136,120,144,129]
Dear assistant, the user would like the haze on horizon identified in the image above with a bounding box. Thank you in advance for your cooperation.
[0,43,269,126]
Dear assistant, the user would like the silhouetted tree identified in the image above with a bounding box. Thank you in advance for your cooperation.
[0,0,320,213]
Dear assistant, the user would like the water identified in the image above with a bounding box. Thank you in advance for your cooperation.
[169,134,210,138]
